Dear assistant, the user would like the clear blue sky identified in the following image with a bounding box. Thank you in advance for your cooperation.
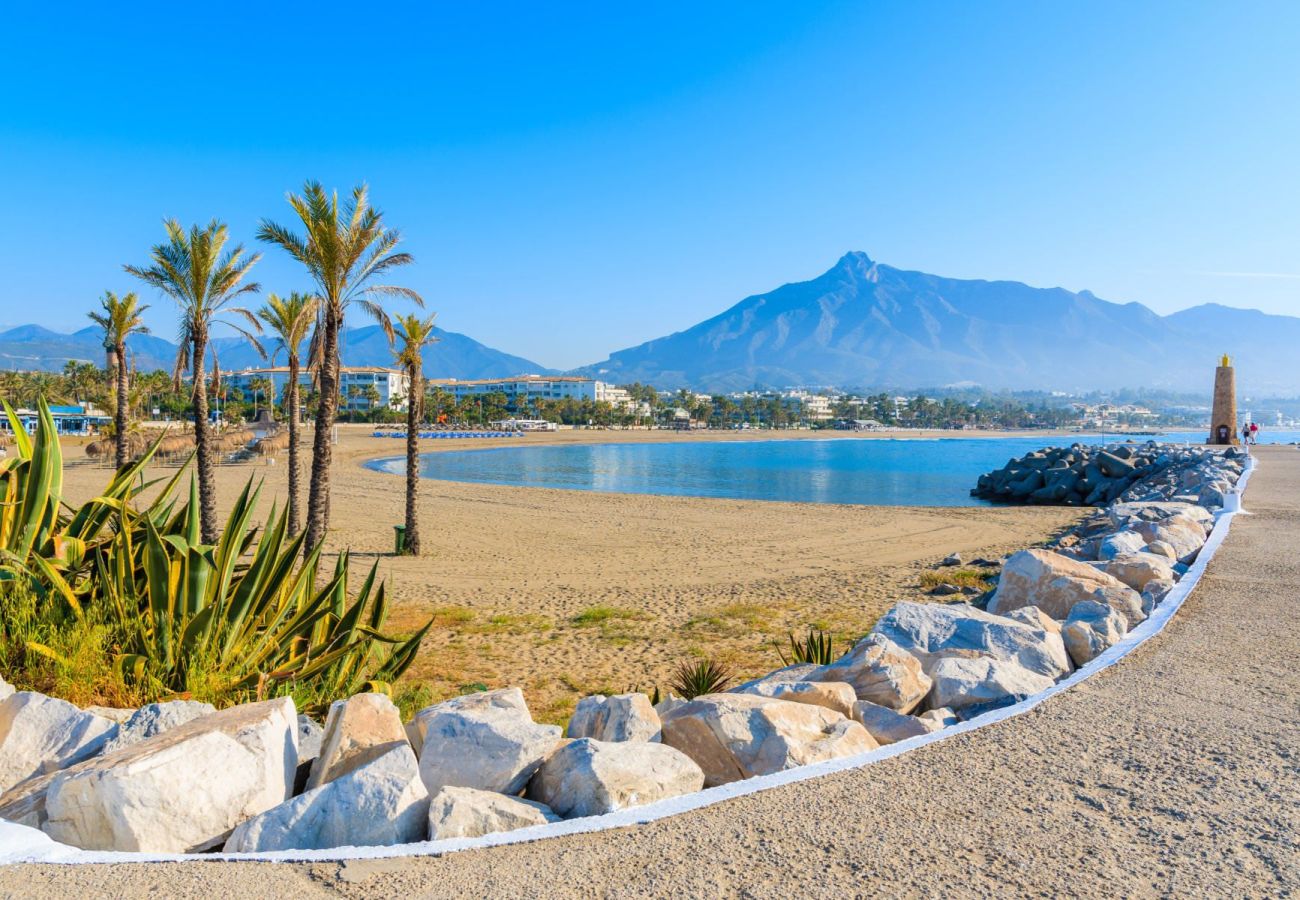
[2,2,1297,369]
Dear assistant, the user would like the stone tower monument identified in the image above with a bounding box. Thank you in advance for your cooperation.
[1208,354,1238,445]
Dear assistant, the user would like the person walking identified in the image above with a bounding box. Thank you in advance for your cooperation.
[1250,421,1260,444]
[1242,423,1252,445]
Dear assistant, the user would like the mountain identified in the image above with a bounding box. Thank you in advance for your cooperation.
[575,252,1300,394]
[0,323,551,380]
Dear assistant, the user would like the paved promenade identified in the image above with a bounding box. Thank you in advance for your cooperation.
[3,447,1297,898]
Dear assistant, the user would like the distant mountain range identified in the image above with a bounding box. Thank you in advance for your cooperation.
[7,252,1300,393]
[0,324,551,381]
[575,252,1300,394]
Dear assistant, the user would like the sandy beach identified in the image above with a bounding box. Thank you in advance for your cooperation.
[57,426,1082,723]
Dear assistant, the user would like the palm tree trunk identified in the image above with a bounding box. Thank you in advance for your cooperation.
[191,330,218,544]
[403,365,421,555]
[287,355,301,537]
[113,342,128,469]
[304,310,340,557]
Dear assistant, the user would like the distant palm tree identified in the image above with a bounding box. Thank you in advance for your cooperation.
[391,313,438,555]
[258,182,421,556]
[126,220,262,543]
[87,291,150,468]
[257,292,319,536]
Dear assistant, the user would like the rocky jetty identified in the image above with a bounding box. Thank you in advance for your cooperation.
[0,444,1245,858]
[972,442,1244,507]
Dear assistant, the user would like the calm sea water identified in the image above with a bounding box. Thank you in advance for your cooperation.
[369,430,1296,507]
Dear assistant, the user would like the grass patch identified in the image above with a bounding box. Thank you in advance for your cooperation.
[571,605,642,627]
[685,602,774,636]
[919,568,996,591]
[427,605,476,627]
[478,613,553,635]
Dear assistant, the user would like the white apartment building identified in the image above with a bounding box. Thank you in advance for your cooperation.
[428,375,635,411]
[224,366,410,412]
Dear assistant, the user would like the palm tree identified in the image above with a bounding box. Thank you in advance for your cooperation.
[126,220,261,543]
[258,182,421,556]
[256,292,319,536]
[87,291,150,468]
[390,313,438,555]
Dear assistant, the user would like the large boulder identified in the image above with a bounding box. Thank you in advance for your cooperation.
[871,601,1071,681]
[225,743,427,852]
[566,693,661,743]
[1104,554,1177,593]
[527,737,704,818]
[734,680,857,718]
[415,688,561,796]
[1133,513,1207,563]
[850,700,936,745]
[1061,600,1128,667]
[917,707,959,729]
[307,692,409,790]
[0,692,118,792]
[427,785,560,840]
[659,694,876,787]
[1000,605,1062,636]
[1098,530,1146,560]
[926,658,1055,712]
[812,634,932,713]
[102,701,215,754]
[36,697,297,852]
[989,549,1144,627]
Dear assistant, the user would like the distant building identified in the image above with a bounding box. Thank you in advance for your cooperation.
[429,375,634,410]
[1,404,110,436]
[223,366,410,412]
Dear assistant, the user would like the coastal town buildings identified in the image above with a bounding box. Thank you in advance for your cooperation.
[429,375,637,412]
[223,366,410,412]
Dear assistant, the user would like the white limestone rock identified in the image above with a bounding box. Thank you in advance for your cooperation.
[1104,553,1177,593]
[917,707,959,729]
[871,601,1071,681]
[415,688,561,796]
[926,658,1055,712]
[850,700,937,745]
[566,693,662,742]
[735,680,857,718]
[0,676,13,702]
[812,634,932,713]
[224,742,427,852]
[0,692,118,793]
[41,697,297,852]
[1134,513,1207,563]
[527,737,704,818]
[1000,605,1063,635]
[307,692,409,790]
[102,700,215,754]
[1061,600,1129,667]
[1098,530,1146,561]
[989,549,1144,628]
[659,693,877,787]
[427,785,559,840]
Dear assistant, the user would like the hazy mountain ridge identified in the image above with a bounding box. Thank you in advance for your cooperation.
[575,252,1299,394]
[0,323,552,380]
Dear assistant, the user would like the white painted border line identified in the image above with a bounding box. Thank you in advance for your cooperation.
[0,452,1257,866]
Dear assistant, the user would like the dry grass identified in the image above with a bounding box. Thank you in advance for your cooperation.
[918,568,997,591]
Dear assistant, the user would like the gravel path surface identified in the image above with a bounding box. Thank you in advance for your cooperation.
[3,446,1296,899]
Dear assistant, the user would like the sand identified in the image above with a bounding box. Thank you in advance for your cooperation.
[4,445,1296,897]
[53,425,1081,723]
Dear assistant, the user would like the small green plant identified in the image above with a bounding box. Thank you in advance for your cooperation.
[668,658,733,699]
[918,569,995,591]
[571,605,638,626]
[775,629,838,666]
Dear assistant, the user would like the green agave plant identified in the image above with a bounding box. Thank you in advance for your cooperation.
[2,397,431,711]
[668,657,733,700]
[776,628,839,667]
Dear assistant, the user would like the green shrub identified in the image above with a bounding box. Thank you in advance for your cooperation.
[668,658,733,699]
[0,398,431,714]
[775,628,839,666]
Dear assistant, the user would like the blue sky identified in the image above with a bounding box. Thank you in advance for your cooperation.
[2,2,1298,369]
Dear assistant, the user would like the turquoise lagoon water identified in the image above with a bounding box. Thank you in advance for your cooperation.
[369,430,1295,507]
